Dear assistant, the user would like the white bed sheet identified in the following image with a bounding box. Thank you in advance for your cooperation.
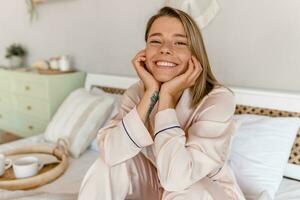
[0,135,300,200]
[275,177,300,200]
[0,135,98,200]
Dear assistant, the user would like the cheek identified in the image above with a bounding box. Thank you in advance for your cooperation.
[145,46,155,58]
[179,52,192,71]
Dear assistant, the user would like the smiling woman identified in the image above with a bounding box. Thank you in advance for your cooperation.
[78,6,246,200]
[145,16,192,83]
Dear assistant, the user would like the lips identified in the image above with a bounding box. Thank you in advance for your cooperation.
[155,60,178,67]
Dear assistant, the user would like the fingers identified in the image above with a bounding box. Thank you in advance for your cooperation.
[191,56,202,74]
[192,56,202,77]
[186,56,202,87]
[135,50,146,62]
[132,49,155,85]
[136,56,146,64]
[137,49,146,55]
[132,50,145,64]
[132,49,147,74]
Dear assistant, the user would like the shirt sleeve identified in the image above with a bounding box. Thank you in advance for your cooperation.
[153,88,236,191]
[96,82,153,166]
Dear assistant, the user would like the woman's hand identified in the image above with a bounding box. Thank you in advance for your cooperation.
[132,50,160,125]
[132,49,160,93]
[158,56,202,111]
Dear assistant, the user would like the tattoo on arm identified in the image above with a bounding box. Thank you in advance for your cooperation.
[145,91,159,122]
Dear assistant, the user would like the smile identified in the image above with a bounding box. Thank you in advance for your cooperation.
[155,61,178,67]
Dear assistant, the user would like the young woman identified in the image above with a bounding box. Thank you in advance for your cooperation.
[78,7,245,200]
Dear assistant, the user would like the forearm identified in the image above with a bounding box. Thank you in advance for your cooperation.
[158,90,183,112]
[98,107,154,166]
[153,109,224,191]
[137,89,159,123]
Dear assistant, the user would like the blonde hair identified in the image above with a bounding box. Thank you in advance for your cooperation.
[145,7,224,107]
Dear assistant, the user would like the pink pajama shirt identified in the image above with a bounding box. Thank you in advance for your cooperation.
[78,81,246,200]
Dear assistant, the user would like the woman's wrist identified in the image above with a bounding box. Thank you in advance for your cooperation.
[145,86,160,94]
[158,93,176,111]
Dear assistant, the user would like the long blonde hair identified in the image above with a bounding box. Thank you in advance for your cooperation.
[145,7,223,107]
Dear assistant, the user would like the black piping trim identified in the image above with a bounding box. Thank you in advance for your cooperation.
[283,176,300,182]
[207,167,222,179]
[122,119,141,148]
[154,125,181,139]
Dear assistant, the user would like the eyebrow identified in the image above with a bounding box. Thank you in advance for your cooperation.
[148,33,187,38]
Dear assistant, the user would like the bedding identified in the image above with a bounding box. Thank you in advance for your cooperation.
[275,178,300,200]
[230,114,300,200]
[89,87,123,152]
[44,88,115,158]
[1,73,300,200]
[234,104,300,181]
[284,163,300,181]
[0,134,299,200]
[289,133,300,165]
[0,135,97,200]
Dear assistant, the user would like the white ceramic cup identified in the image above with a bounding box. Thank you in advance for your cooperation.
[59,55,72,71]
[13,156,43,179]
[0,154,12,176]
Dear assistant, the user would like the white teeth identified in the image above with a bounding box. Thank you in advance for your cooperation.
[156,61,176,67]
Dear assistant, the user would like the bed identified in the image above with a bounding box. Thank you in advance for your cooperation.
[0,73,299,200]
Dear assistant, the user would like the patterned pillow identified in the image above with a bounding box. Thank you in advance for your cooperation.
[44,88,115,158]
[289,129,300,165]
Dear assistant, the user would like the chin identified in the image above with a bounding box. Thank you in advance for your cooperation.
[153,73,175,83]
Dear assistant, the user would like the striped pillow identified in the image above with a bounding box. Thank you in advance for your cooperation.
[44,88,115,158]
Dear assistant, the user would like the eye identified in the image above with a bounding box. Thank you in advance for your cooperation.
[175,41,187,46]
[149,40,161,45]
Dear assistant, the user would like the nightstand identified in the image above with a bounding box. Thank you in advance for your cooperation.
[0,69,85,138]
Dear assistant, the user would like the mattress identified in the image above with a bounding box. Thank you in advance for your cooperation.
[0,135,299,200]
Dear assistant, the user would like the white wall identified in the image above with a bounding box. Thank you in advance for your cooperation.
[204,0,300,93]
[0,0,299,93]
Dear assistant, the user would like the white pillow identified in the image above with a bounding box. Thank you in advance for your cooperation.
[44,88,115,158]
[88,88,123,152]
[90,87,123,121]
[284,163,300,180]
[229,114,300,200]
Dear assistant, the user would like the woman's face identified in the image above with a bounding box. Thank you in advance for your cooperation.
[145,16,192,82]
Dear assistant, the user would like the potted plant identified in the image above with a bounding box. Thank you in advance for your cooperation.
[5,44,27,68]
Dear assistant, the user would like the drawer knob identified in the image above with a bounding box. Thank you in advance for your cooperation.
[27,105,32,111]
[28,125,34,130]
[25,86,31,91]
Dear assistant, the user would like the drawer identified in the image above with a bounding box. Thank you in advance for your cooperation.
[15,95,50,120]
[13,79,48,99]
[0,108,14,129]
[15,113,48,137]
[0,92,13,108]
[0,76,12,92]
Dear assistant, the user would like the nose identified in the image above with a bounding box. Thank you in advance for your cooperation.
[159,42,172,55]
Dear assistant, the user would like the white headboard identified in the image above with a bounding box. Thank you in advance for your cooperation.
[85,73,300,113]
